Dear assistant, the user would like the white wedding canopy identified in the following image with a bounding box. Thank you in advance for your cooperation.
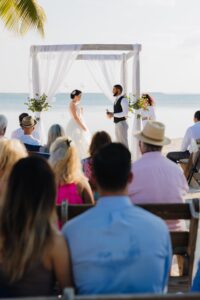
[29,44,142,159]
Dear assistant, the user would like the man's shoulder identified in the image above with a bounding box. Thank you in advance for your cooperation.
[185,123,197,134]
[11,127,22,138]
[132,153,183,173]
[62,205,97,236]
[62,201,168,238]
[20,134,40,145]
[133,204,168,230]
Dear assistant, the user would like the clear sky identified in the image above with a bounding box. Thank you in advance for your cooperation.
[0,0,200,93]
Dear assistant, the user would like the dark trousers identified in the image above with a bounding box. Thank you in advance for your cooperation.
[166,150,190,163]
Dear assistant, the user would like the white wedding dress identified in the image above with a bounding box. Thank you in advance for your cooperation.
[140,106,156,128]
[66,104,91,160]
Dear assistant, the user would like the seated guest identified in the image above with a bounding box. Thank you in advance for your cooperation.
[128,121,188,231]
[0,156,72,297]
[19,116,40,146]
[0,115,8,138]
[40,124,65,153]
[0,139,27,197]
[11,113,40,140]
[62,143,172,295]
[82,131,112,195]
[167,110,200,163]
[49,137,94,206]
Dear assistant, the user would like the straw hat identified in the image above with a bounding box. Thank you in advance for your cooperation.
[21,116,37,128]
[135,121,171,146]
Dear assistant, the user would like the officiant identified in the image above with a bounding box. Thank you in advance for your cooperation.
[107,84,129,148]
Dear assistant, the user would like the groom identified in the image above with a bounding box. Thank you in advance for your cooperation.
[107,84,129,148]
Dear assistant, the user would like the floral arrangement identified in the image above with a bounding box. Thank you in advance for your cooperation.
[128,94,149,117]
[25,93,51,112]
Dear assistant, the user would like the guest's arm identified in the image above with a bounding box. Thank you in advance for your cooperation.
[78,180,95,204]
[70,102,87,131]
[51,233,74,289]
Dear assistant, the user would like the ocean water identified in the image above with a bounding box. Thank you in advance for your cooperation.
[0,92,199,142]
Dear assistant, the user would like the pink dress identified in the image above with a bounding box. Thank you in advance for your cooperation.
[56,183,83,205]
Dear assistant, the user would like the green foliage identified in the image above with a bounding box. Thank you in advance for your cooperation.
[0,0,46,36]
[25,94,51,112]
[128,94,149,114]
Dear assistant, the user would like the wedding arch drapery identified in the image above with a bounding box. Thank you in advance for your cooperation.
[84,54,128,103]
[29,45,81,143]
[30,44,81,102]
[29,44,141,160]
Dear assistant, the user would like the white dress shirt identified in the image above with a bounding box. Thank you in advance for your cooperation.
[11,127,40,141]
[114,95,129,118]
[19,134,40,146]
[181,121,200,151]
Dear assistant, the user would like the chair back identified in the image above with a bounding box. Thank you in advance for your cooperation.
[57,200,199,292]
[64,288,200,300]
[187,139,200,184]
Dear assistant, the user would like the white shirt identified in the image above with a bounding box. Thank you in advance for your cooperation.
[181,121,200,151]
[114,95,129,118]
[140,106,156,127]
[128,152,188,231]
[11,127,40,140]
[19,133,40,146]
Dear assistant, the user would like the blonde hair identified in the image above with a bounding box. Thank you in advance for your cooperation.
[49,137,85,185]
[0,139,27,182]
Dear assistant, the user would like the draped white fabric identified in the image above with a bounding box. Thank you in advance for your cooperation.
[30,45,81,102]
[29,45,81,144]
[85,56,122,103]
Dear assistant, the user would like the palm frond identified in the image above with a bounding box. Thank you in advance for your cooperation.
[0,0,46,36]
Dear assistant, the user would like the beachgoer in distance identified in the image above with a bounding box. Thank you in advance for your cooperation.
[106,84,129,148]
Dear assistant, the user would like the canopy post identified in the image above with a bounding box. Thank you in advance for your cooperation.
[121,53,128,95]
[132,44,141,99]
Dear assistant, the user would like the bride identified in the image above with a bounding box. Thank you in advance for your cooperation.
[140,93,156,128]
[66,90,90,159]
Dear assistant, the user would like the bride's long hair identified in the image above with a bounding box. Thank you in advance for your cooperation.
[49,137,86,185]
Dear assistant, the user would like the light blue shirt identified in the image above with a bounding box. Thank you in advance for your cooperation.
[192,261,200,291]
[62,196,172,295]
